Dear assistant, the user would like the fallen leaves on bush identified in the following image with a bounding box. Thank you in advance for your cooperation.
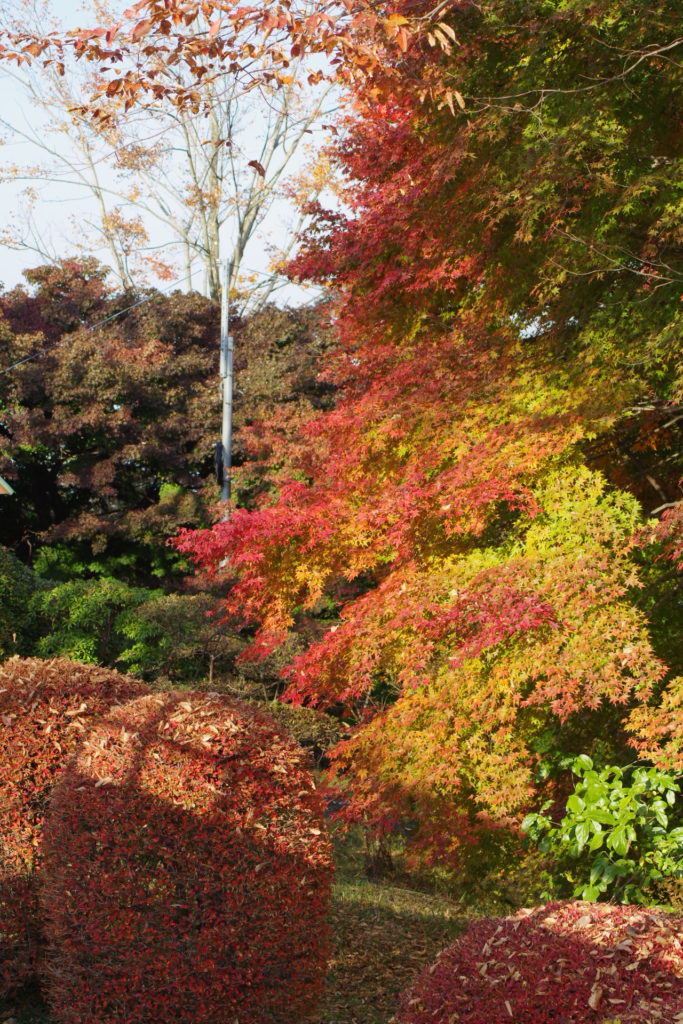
[41,692,333,1024]
[394,901,683,1024]
[0,658,146,994]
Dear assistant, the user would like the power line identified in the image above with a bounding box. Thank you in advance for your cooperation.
[0,261,326,378]
[0,263,202,377]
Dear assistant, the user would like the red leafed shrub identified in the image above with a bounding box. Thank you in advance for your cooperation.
[395,901,683,1024]
[40,692,333,1024]
[0,657,146,995]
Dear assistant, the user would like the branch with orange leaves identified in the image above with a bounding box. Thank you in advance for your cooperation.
[0,0,465,120]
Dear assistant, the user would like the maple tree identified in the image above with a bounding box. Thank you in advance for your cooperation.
[2,0,680,873]
[0,264,217,580]
[175,0,683,867]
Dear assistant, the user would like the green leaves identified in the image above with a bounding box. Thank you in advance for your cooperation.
[522,760,683,904]
[575,820,590,852]
[31,576,158,667]
[566,794,585,815]
[0,546,48,659]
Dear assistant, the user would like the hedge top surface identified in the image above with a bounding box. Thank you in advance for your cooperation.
[46,689,331,826]
[395,901,683,1024]
[41,691,333,1024]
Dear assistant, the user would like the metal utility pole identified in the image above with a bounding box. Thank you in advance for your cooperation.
[217,259,234,515]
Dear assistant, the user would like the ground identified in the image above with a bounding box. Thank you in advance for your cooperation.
[319,832,467,1024]
[321,879,465,1023]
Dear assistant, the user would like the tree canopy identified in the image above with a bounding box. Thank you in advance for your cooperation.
[0,261,333,582]
[0,0,681,875]
[177,0,683,863]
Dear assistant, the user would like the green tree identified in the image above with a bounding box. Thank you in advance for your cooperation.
[0,546,46,659]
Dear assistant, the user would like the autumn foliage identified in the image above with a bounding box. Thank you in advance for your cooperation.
[1,0,681,903]
[395,901,683,1024]
[0,269,220,579]
[0,0,454,118]
[176,0,683,868]
[0,264,334,589]
[40,692,332,1024]
[0,657,146,994]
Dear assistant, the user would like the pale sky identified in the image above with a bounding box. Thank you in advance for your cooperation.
[0,0,332,307]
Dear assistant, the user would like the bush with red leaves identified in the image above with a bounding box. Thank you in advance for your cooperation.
[0,657,146,995]
[40,692,333,1024]
[395,901,683,1024]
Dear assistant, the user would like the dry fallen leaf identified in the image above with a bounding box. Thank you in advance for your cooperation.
[588,982,603,1010]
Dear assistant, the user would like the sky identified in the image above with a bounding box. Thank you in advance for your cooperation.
[0,0,331,308]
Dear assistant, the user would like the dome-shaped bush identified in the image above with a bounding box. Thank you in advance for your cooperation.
[0,657,146,994]
[40,692,333,1024]
[395,901,683,1024]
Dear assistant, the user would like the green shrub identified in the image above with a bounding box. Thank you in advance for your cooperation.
[28,578,249,684]
[30,577,155,665]
[116,591,241,681]
[523,756,683,904]
[0,547,46,659]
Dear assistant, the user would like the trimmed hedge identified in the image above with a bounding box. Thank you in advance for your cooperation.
[395,901,683,1024]
[0,657,146,994]
[41,692,333,1024]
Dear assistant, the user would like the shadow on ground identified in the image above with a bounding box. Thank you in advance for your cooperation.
[319,874,466,1024]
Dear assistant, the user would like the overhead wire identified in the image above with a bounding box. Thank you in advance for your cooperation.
[0,259,326,378]
[0,262,202,377]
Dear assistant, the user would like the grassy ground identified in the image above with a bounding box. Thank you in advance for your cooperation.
[319,829,467,1023]
[0,832,469,1024]
[320,876,466,1023]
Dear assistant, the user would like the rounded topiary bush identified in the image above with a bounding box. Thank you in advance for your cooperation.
[40,692,333,1024]
[395,901,683,1024]
[0,657,146,995]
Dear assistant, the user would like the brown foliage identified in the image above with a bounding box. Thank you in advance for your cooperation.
[0,262,335,582]
[0,269,220,576]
